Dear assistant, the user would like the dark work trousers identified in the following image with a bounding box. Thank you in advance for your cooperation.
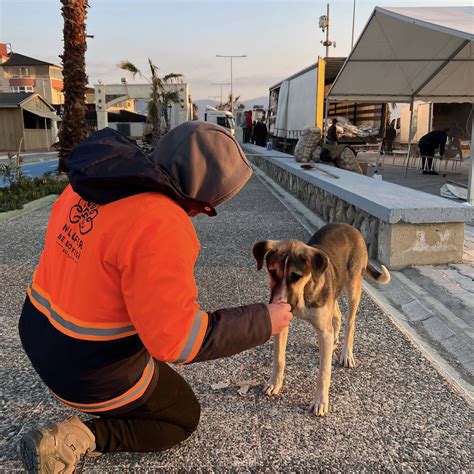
[89,362,200,452]
[419,140,435,171]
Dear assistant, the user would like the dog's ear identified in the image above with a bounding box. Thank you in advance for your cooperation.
[311,248,329,280]
[252,240,278,270]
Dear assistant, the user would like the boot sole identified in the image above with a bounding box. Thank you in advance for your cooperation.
[19,429,44,473]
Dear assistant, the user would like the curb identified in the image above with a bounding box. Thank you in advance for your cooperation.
[0,194,58,223]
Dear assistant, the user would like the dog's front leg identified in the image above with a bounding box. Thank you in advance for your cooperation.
[263,326,289,396]
[309,327,334,416]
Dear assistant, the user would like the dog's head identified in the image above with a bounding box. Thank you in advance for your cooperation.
[252,239,329,310]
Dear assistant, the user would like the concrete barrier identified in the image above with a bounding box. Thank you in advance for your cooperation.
[243,144,474,269]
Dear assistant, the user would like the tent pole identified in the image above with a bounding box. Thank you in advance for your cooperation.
[468,103,474,206]
[404,98,415,178]
[323,98,330,145]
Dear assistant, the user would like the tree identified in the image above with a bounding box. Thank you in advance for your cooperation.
[58,0,89,173]
[118,60,183,144]
[215,93,241,113]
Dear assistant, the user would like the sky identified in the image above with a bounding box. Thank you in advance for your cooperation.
[1,0,472,102]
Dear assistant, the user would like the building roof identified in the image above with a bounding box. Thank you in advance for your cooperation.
[328,7,474,103]
[2,52,60,68]
[0,92,34,107]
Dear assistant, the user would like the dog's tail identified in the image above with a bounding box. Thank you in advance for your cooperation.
[366,262,391,284]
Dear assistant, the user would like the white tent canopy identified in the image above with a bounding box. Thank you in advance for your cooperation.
[329,7,473,103]
[328,6,474,205]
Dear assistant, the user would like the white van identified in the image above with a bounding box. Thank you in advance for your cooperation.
[204,106,235,136]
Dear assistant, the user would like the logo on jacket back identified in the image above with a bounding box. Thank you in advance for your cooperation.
[69,199,99,235]
[56,198,100,263]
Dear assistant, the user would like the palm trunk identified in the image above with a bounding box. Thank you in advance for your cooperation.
[58,0,89,173]
[151,113,161,146]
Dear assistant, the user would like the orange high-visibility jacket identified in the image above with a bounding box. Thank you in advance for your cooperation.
[20,125,270,414]
[20,184,270,414]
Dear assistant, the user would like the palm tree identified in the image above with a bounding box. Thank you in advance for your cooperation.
[216,93,241,113]
[118,60,183,144]
[58,0,89,173]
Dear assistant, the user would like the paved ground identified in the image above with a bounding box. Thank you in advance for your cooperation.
[0,176,472,471]
[358,151,470,202]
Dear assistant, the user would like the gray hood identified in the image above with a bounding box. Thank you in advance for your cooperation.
[149,121,252,210]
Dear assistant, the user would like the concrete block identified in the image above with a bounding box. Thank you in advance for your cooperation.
[378,222,464,269]
[400,300,434,322]
[420,317,455,342]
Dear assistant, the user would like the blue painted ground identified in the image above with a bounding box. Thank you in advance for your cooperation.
[0,160,59,188]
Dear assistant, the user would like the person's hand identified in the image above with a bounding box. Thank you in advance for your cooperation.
[267,301,293,336]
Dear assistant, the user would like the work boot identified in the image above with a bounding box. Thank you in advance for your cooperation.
[19,415,99,473]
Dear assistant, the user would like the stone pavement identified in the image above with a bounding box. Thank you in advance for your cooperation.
[0,177,472,471]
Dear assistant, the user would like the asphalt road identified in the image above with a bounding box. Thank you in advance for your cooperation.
[0,175,471,471]
[0,159,59,187]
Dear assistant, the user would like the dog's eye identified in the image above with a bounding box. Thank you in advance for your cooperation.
[268,269,277,279]
[289,273,302,283]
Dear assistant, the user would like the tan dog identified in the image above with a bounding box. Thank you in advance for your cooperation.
[253,223,390,416]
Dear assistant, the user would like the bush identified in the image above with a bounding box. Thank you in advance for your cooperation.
[0,175,68,213]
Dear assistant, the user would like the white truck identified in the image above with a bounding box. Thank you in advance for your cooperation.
[268,58,386,149]
[204,106,235,136]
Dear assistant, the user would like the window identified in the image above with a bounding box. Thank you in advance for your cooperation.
[216,116,235,130]
[216,117,229,128]
[11,86,34,93]
[14,67,30,77]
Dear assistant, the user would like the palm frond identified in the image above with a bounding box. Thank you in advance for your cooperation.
[117,60,141,77]
[147,58,160,79]
[163,73,183,83]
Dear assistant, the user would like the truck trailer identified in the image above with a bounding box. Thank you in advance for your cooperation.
[268,57,386,150]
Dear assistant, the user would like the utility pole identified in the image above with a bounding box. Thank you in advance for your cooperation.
[325,3,330,58]
[319,3,335,58]
[216,55,246,116]
[211,82,231,105]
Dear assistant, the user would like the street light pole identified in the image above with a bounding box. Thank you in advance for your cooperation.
[216,54,246,117]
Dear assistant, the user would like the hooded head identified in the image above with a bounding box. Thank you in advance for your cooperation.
[67,122,252,217]
[149,121,252,210]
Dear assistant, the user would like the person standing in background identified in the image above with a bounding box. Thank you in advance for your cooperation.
[384,123,396,153]
[241,111,248,143]
[327,119,338,145]
[245,110,253,143]
[418,128,450,175]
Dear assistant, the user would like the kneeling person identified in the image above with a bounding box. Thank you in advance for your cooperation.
[18,123,292,472]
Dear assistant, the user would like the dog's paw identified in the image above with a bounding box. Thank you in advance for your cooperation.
[339,351,356,368]
[309,395,329,417]
[263,377,283,396]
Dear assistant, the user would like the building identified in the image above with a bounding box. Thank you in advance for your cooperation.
[94,82,191,134]
[0,92,61,151]
[0,43,64,106]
